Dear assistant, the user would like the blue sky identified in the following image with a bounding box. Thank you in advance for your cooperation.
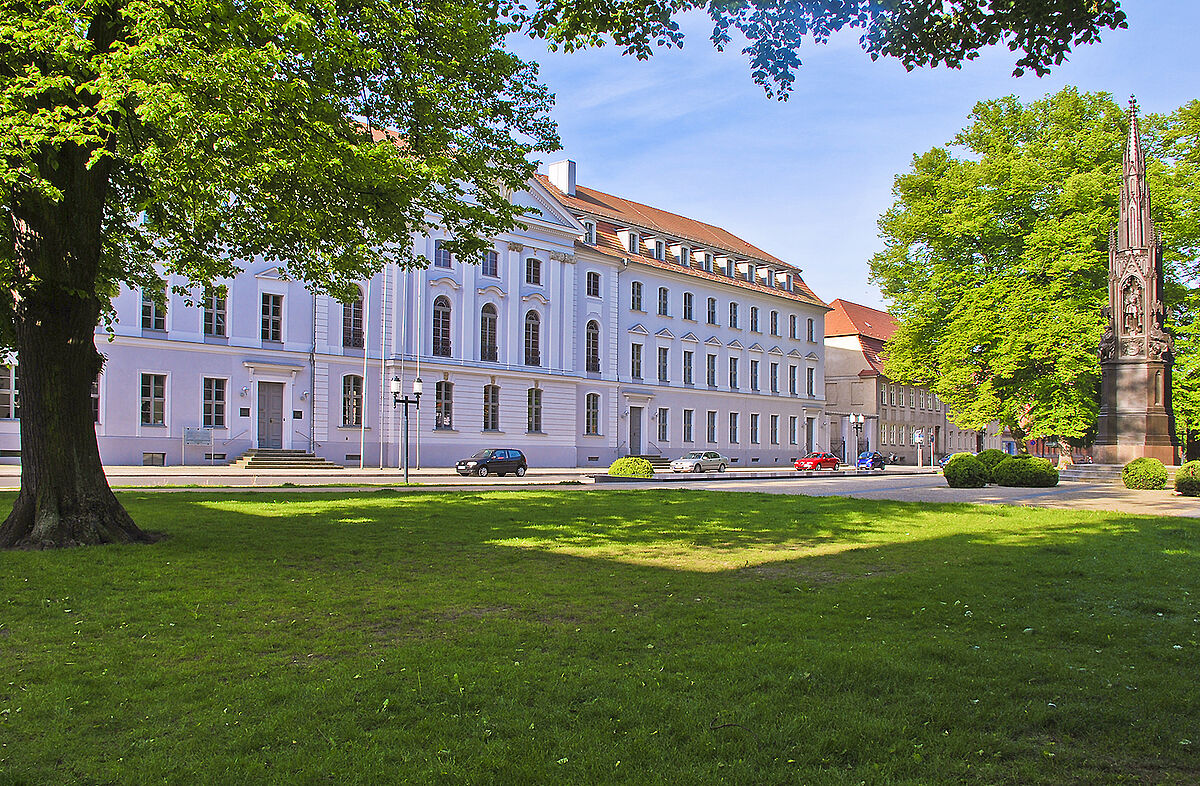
[509,0,1200,310]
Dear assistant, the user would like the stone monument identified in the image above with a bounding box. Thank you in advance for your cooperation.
[1094,98,1178,465]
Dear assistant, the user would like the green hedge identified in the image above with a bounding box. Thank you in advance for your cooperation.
[991,455,1059,487]
[944,453,988,488]
[607,457,655,477]
[1122,457,1168,490]
[975,449,1009,480]
[1176,461,1200,496]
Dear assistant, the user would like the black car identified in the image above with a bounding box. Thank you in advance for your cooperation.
[456,448,527,477]
[857,451,886,470]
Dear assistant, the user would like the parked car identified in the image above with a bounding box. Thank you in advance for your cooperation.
[670,451,730,473]
[857,451,886,470]
[794,452,841,471]
[455,448,527,477]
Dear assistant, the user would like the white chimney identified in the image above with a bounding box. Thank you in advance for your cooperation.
[548,159,576,196]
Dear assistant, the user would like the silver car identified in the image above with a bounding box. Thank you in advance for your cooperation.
[670,450,729,473]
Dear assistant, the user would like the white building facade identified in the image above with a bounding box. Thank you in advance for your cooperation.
[0,162,829,468]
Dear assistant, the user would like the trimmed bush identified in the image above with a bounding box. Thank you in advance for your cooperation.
[607,457,655,477]
[975,448,1009,480]
[944,452,988,488]
[1122,457,1168,490]
[1176,461,1200,496]
[991,455,1059,487]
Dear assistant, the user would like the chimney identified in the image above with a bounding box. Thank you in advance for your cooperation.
[548,159,576,196]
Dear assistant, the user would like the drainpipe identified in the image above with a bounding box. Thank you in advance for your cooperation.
[309,293,316,453]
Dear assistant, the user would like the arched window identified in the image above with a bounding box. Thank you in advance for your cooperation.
[480,304,498,361]
[524,311,541,366]
[342,287,364,348]
[525,256,542,285]
[342,375,363,426]
[483,384,500,431]
[433,296,452,357]
[585,320,601,373]
[435,381,453,429]
[585,393,600,435]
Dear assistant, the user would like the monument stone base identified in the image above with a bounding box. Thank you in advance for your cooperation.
[1094,360,1177,465]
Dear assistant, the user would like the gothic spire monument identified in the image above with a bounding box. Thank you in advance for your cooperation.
[1094,98,1178,465]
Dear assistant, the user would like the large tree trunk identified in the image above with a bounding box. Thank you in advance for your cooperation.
[0,140,154,549]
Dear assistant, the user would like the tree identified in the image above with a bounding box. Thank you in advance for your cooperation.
[870,88,1198,449]
[0,2,1132,548]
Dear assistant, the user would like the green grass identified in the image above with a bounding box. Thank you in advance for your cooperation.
[2,489,1198,784]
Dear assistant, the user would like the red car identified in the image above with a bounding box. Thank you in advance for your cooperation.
[794,452,841,471]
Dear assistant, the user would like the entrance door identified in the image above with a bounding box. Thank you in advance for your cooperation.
[257,382,284,448]
[629,406,643,455]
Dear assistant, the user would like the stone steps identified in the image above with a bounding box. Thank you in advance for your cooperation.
[232,449,345,471]
[628,454,672,471]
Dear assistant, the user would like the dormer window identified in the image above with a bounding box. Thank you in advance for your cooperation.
[746,263,756,283]
[583,221,596,245]
[678,246,691,266]
[626,231,639,254]
[654,240,665,260]
[704,253,714,272]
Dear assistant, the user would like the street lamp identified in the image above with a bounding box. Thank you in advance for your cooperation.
[391,376,422,484]
[850,414,865,461]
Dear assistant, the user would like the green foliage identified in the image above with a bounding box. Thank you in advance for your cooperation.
[1175,461,1200,496]
[975,449,1010,479]
[870,88,1200,445]
[1122,457,1168,490]
[607,457,655,477]
[991,455,1059,487]
[943,452,988,488]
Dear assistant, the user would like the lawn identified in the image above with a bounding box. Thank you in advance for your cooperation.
[1,489,1197,784]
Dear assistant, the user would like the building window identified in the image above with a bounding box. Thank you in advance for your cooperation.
[706,410,718,443]
[525,256,541,285]
[587,271,601,297]
[482,250,498,277]
[435,381,453,429]
[631,281,644,311]
[261,293,283,342]
[729,412,739,444]
[881,386,888,405]
[889,385,895,406]
[342,287,365,348]
[789,314,798,339]
[789,416,798,445]
[729,302,739,329]
[627,232,639,254]
[202,377,226,428]
[703,252,714,272]
[527,388,542,433]
[770,362,779,393]
[342,375,363,426]
[657,346,669,383]
[707,297,717,325]
[683,350,694,385]
[750,413,760,444]
[728,357,738,389]
[910,389,916,408]
[434,240,452,268]
[140,373,166,426]
[750,359,759,391]
[483,384,500,431]
[750,307,759,333]
[807,317,816,342]
[0,366,18,419]
[480,304,498,361]
[789,365,797,396]
[141,288,167,331]
[770,311,779,336]
[583,221,596,245]
[631,342,643,379]
[806,367,816,397]
[654,240,665,260]
[770,414,779,445]
[585,393,600,435]
[203,291,226,337]
[706,354,717,387]
[657,287,669,316]
[91,376,100,423]
[683,292,694,321]
[680,247,691,266]
[585,320,601,373]
[433,296,452,357]
[683,409,694,442]
[524,311,541,366]
[657,407,669,442]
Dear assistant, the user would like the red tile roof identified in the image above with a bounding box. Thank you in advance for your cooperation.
[825,299,898,341]
[536,174,826,308]
[858,335,888,377]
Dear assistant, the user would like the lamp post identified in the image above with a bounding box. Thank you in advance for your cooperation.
[391,376,422,484]
[851,414,865,461]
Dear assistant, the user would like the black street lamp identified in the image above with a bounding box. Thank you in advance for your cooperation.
[851,414,865,461]
[391,376,422,484]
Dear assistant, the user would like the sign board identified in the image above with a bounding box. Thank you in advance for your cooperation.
[914,430,924,444]
[183,427,213,446]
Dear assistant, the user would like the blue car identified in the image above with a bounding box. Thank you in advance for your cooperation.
[857,451,886,470]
